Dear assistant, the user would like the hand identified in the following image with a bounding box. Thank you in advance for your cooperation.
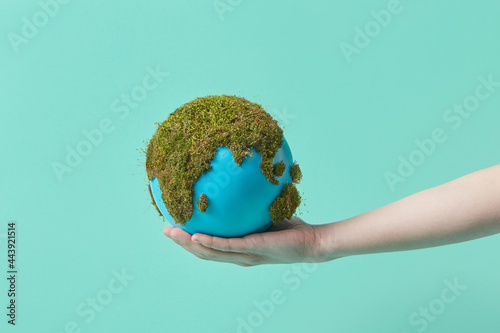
[163,217,328,267]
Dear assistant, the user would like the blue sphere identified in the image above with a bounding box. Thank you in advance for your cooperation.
[150,137,294,237]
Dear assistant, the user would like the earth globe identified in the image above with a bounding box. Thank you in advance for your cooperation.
[146,95,302,238]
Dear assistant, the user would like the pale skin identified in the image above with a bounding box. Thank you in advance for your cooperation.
[163,164,500,267]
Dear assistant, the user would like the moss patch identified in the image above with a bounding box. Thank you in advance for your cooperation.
[146,95,290,225]
[269,161,303,224]
[198,193,208,213]
[273,160,285,177]
[290,162,302,184]
[269,183,301,224]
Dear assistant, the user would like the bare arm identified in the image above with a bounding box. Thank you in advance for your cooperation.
[163,164,500,266]
[318,164,500,260]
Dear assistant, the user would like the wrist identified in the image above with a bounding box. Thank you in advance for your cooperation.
[313,221,345,262]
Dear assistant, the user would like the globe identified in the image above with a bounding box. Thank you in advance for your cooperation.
[150,137,295,238]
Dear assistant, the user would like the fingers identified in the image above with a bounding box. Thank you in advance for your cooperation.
[191,233,259,253]
[163,227,260,266]
[164,227,205,258]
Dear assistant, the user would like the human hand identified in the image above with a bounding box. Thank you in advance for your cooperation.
[163,217,329,267]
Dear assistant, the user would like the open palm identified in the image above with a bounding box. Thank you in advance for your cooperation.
[163,217,324,267]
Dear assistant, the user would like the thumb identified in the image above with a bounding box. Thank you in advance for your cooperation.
[265,218,298,232]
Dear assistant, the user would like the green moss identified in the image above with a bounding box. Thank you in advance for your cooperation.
[273,161,285,177]
[290,162,302,184]
[269,183,301,224]
[146,95,285,225]
[198,193,208,213]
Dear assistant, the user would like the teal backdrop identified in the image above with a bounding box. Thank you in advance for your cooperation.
[1,0,500,332]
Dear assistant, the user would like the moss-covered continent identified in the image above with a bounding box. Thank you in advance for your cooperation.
[273,161,286,177]
[269,183,301,223]
[197,193,208,213]
[146,95,301,226]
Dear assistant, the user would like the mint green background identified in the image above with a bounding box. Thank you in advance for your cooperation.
[1,1,500,332]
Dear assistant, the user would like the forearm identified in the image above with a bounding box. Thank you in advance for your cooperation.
[318,164,500,261]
